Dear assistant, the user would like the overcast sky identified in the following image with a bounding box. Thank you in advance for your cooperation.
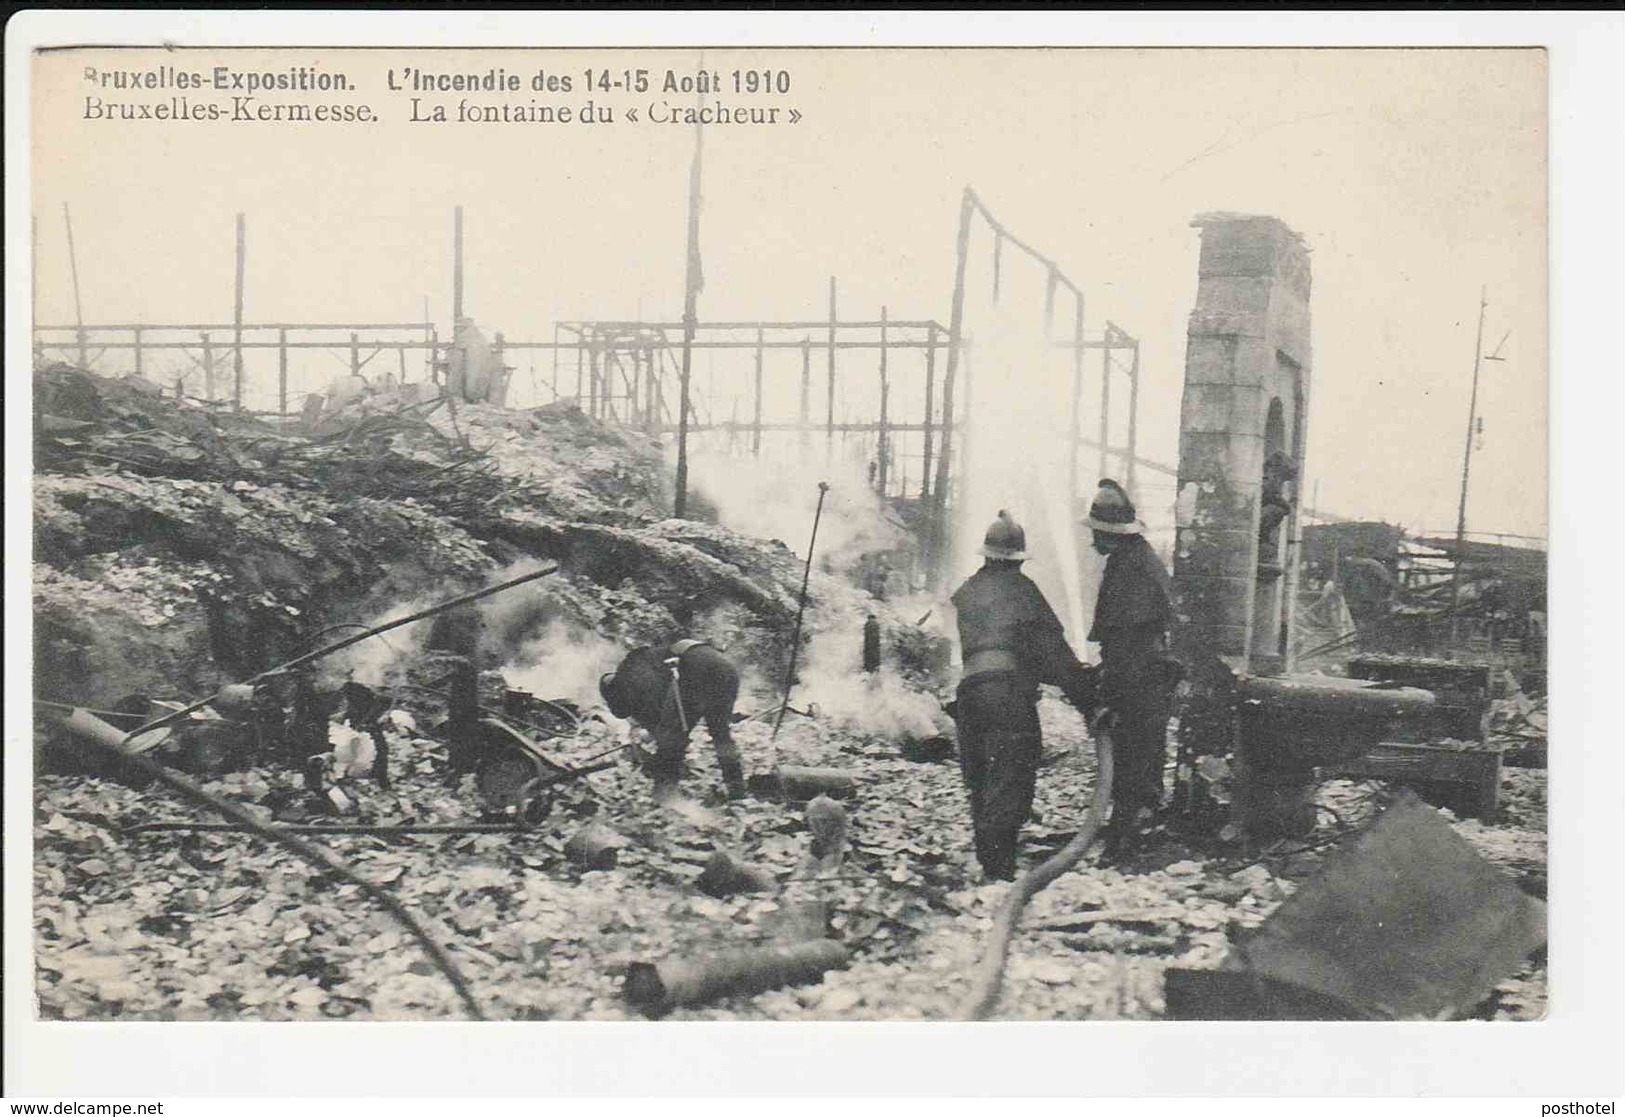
[31,47,1546,542]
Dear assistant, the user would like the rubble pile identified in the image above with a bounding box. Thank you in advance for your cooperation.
[30,364,1544,1023]
[31,365,898,707]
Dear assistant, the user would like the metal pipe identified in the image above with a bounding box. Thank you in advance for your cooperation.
[1448,288,1489,643]
[233,213,246,409]
[932,190,975,582]
[121,564,559,745]
[452,205,464,324]
[772,482,831,739]
[63,203,88,369]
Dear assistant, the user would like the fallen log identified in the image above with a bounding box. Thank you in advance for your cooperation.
[771,765,857,801]
[624,939,849,1017]
[697,850,777,897]
[953,730,1114,1021]
[41,704,486,1021]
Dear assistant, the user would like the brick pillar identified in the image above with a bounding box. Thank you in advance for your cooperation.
[1172,214,1311,676]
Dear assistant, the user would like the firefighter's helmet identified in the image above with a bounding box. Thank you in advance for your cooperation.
[1083,479,1145,535]
[981,510,1028,561]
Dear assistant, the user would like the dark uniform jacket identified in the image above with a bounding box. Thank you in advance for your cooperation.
[951,564,1094,710]
[1087,535,1175,709]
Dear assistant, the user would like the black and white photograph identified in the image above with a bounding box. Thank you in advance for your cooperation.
[6,11,1621,1105]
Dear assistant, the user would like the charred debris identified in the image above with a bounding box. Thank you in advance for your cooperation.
[30,361,1544,1022]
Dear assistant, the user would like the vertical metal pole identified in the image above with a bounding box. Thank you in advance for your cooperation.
[1449,287,1489,644]
[654,356,666,433]
[1068,295,1085,521]
[992,233,1003,303]
[933,191,975,582]
[30,214,38,329]
[233,213,246,409]
[202,332,214,401]
[351,333,361,380]
[492,331,505,406]
[674,93,705,518]
[423,301,434,381]
[799,337,811,446]
[575,340,585,402]
[452,206,464,325]
[588,345,600,418]
[752,326,764,455]
[1126,337,1141,500]
[826,276,837,454]
[278,328,289,416]
[644,347,657,431]
[1098,326,1112,481]
[921,326,936,500]
[132,327,144,377]
[877,306,890,497]
[398,345,408,384]
[63,203,88,369]
[551,324,561,399]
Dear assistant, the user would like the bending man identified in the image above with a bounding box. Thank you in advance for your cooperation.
[600,639,747,803]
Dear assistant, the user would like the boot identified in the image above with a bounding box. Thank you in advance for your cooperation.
[719,759,748,801]
[651,774,681,806]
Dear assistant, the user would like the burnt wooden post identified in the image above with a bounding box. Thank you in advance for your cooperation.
[921,325,936,499]
[876,306,890,496]
[277,328,289,415]
[752,326,764,455]
[233,213,246,410]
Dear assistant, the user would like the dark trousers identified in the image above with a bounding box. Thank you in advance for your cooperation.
[954,673,1041,880]
[1108,690,1172,821]
[648,646,742,784]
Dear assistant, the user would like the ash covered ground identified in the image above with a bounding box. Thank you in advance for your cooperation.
[30,365,1546,1022]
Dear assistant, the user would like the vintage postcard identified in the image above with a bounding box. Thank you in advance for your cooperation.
[6,11,1612,1103]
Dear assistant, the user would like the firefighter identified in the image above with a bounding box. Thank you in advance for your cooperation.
[949,510,1097,881]
[599,639,747,803]
[1083,479,1179,858]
